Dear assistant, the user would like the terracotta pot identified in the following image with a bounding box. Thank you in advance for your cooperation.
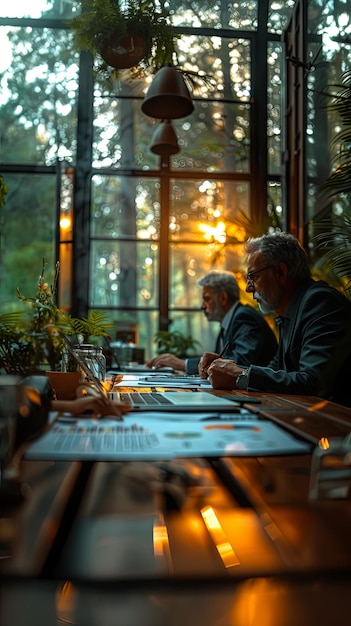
[100,33,148,69]
[45,371,82,401]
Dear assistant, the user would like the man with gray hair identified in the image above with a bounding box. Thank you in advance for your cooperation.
[207,232,351,407]
[147,269,277,374]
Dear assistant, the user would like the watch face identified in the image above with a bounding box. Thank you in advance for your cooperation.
[236,374,247,390]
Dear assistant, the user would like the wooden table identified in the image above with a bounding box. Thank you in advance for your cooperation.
[1,391,351,625]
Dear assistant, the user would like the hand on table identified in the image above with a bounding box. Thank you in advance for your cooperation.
[52,395,132,420]
[207,358,242,390]
[146,353,185,371]
[198,352,219,378]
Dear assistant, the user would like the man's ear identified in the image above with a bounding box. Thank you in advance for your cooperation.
[219,290,228,306]
[277,263,288,283]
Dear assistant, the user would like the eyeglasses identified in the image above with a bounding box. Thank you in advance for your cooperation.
[246,265,275,285]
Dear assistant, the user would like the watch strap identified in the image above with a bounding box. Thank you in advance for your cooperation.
[236,368,249,390]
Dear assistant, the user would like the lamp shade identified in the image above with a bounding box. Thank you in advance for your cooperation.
[141,66,194,120]
[150,120,180,156]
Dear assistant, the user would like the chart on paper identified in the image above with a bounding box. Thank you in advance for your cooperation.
[25,414,311,461]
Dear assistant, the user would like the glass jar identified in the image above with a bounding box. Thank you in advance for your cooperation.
[74,344,106,382]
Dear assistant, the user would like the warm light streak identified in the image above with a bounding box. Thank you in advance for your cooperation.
[201,506,240,568]
[153,514,172,569]
[198,221,227,243]
[101,380,117,393]
[307,400,329,412]
[56,581,77,623]
[153,521,169,556]
[60,216,71,230]
[318,437,330,451]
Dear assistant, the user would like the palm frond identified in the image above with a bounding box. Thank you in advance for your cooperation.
[313,215,351,299]
[69,311,114,339]
[0,311,24,327]
[319,70,351,198]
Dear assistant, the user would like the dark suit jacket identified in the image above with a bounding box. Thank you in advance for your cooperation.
[186,302,278,374]
[248,279,351,407]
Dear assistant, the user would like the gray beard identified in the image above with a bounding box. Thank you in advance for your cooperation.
[254,292,275,315]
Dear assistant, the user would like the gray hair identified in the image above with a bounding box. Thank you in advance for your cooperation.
[245,232,311,281]
[197,270,239,303]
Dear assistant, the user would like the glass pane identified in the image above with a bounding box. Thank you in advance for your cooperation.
[93,85,151,170]
[172,101,250,173]
[227,2,258,30]
[91,175,160,239]
[0,27,78,165]
[89,241,159,309]
[306,67,329,185]
[169,179,250,240]
[169,0,258,30]
[167,311,218,356]
[94,309,158,363]
[306,182,319,227]
[0,173,56,311]
[0,0,77,18]
[170,242,246,309]
[267,41,283,175]
[305,3,351,213]
[267,181,284,229]
[268,0,296,34]
[308,0,351,40]
[176,35,252,102]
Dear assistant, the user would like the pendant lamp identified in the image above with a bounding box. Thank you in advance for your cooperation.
[150,120,180,156]
[142,66,194,120]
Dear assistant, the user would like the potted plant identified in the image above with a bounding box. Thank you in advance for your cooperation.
[153,329,200,358]
[0,259,113,383]
[68,0,178,73]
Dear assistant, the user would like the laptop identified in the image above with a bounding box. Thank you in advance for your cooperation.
[108,365,174,375]
[109,389,242,412]
[64,338,241,414]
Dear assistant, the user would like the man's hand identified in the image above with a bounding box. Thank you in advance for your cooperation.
[198,352,219,378]
[52,396,132,419]
[207,358,242,390]
[145,353,185,371]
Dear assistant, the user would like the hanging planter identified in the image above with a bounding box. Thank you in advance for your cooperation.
[68,0,178,75]
[100,31,149,69]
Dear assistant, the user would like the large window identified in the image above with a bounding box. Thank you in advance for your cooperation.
[1,0,349,360]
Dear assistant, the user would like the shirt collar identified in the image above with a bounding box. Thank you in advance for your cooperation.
[280,277,314,323]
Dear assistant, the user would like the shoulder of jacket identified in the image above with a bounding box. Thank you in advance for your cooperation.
[300,280,351,309]
[235,303,265,319]
[304,280,344,298]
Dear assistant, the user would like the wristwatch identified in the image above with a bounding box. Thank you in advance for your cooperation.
[236,368,249,390]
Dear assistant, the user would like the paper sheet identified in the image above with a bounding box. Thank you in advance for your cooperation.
[25,414,311,461]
